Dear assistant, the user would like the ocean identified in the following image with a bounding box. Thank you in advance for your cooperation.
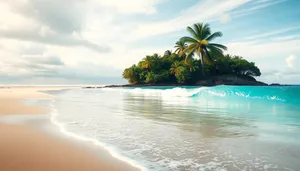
[48,86,300,171]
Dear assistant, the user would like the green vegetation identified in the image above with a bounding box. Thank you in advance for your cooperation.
[123,23,261,85]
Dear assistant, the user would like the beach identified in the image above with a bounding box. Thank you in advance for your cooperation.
[1,86,299,171]
[0,87,140,171]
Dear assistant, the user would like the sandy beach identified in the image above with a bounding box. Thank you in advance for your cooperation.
[0,87,140,171]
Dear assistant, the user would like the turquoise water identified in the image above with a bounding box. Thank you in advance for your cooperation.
[49,86,300,171]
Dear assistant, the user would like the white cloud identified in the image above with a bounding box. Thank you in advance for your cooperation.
[94,0,165,15]
[220,13,231,24]
[0,1,38,30]
[286,55,299,68]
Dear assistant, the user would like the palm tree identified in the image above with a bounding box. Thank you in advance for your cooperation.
[170,61,182,75]
[181,23,227,76]
[185,59,199,72]
[141,56,152,69]
[174,40,187,57]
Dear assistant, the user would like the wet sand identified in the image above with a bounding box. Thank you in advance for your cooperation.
[0,87,140,171]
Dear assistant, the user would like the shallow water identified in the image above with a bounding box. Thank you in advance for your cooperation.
[49,86,300,171]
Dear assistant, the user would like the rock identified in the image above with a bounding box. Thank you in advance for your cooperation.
[196,75,267,86]
[269,83,281,86]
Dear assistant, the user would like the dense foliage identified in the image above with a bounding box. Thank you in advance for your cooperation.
[123,23,261,85]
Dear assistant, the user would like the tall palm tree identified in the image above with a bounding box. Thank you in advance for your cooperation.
[174,40,187,57]
[181,23,227,76]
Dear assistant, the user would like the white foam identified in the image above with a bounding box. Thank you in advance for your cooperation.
[103,87,208,98]
[49,99,147,171]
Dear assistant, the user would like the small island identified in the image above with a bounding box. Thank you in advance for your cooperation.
[122,23,267,87]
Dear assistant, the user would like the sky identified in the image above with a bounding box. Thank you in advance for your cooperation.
[0,0,300,85]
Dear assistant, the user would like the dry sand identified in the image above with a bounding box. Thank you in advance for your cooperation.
[0,87,140,171]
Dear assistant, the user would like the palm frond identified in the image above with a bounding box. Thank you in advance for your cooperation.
[207,45,224,59]
[193,23,202,39]
[203,48,214,64]
[175,40,185,47]
[178,51,185,57]
[196,45,202,56]
[202,52,213,64]
[184,55,193,64]
[206,32,223,41]
[187,26,200,40]
[183,44,197,57]
[209,43,227,50]
[183,44,197,53]
[201,23,211,39]
[180,36,198,43]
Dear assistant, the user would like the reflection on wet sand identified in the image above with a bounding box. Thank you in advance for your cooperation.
[120,93,299,170]
[122,94,255,138]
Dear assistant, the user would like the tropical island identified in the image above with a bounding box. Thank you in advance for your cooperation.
[121,23,267,87]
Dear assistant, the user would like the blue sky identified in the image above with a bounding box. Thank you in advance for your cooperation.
[0,0,300,85]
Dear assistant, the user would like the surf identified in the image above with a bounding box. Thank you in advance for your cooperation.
[103,86,300,103]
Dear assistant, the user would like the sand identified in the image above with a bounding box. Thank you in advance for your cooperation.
[0,87,53,115]
[0,87,140,171]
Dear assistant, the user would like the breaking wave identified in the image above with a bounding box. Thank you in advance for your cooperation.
[102,86,300,103]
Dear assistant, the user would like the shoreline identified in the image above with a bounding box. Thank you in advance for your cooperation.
[0,87,142,171]
[83,83,296,89]
[48,94,146,171]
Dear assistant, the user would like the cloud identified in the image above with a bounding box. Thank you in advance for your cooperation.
[0,0,299,84]
[244,25,300,40]
[132,0,250,39]
[1,55,65,76]
[7,0,86,34]
[252,0,273,5]
[226,36,300,84]
[1,54,123,82]
[226,39,300,59]
[21,55,65,66]
[0,28,110,53]
[272,34,300,41]
[95,0,165,15]
[232,0,287,16]
[130,0,287,40]
[0,1,111,53]
[286,55,299,68]
[220,13,231,24]
[258,67,300,84]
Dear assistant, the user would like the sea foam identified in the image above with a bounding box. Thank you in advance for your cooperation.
[49,99,147,171]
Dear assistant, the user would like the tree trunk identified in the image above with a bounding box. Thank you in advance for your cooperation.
[199,53,205,76]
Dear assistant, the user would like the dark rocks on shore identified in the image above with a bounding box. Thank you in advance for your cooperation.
[195,75,267,86]
[269,83,281,86]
